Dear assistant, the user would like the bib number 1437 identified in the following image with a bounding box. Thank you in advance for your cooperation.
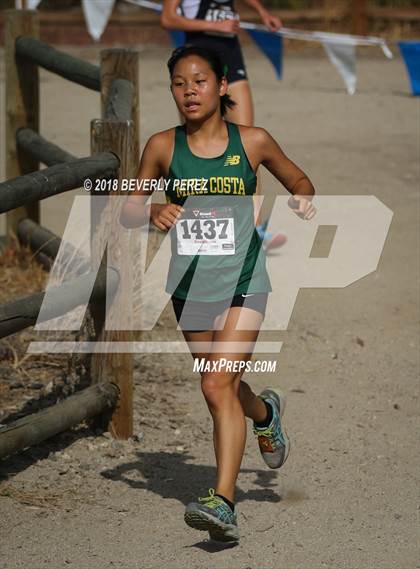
[176,208,235,256]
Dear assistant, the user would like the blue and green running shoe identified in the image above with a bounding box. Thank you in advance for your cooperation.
[184,488,239,543]
[253,388,290,469]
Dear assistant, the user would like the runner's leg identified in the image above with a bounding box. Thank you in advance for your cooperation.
[183,330,264,472]
[203,306,263,502]
[183,329,222,468]
[225,79,254,126]
[214,305,268,422]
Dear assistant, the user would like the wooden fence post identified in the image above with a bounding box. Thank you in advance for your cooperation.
[90,119,135,439]
[5,10,40,236]
[100,48,140,163]
[352,0,368,36]
[87,48,140,439]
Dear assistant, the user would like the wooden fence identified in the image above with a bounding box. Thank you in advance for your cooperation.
[0,9,139,460]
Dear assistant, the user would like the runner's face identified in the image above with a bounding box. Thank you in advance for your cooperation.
[170,55,227,121]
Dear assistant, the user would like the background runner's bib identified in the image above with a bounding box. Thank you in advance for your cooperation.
[165,121,272,302]
[181,0,238,37]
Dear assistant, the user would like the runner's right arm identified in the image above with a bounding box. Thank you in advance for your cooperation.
[120,131,183,231]
[161,0,239,35]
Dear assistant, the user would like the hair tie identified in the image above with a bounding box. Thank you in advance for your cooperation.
[223,64,229,76]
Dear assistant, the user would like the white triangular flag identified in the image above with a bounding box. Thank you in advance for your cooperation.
[323,41,357,95]
[15,0,42,8]
[82,0,116,41]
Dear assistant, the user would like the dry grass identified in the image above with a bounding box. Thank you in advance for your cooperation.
[0,482,91,509]
[0,235,47,303]
[0,238,88,420]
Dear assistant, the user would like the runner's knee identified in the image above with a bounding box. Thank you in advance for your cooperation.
[201,372,237,407]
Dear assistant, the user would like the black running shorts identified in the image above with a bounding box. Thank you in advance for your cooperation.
[185,32,248,84]
[171,293,268,332]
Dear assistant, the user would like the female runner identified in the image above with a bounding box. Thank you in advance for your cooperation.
[120,45,316,543]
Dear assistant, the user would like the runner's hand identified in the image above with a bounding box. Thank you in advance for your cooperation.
[288,195,316,220]
[150,203,183,231]
[260,11,282,32]
[213,18,240,35]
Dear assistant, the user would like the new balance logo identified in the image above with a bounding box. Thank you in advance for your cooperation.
[224,155,240,166]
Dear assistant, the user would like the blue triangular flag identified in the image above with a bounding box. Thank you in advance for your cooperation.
[169,30,186,49]
[399,41,420,96]
[247,29,282,79]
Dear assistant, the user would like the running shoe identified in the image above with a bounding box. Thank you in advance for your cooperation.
[184,488,239,543]
[253,388,290,469]
[256,221,287,252]
[263,231,287,252]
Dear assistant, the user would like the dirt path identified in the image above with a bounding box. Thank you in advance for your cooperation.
[0,46,419,569]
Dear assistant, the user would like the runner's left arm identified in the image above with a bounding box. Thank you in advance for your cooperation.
[253,128,316,220]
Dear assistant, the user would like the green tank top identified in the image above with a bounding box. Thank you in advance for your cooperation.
[165,121,271,301]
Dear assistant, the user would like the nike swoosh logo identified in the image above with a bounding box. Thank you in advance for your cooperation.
[241,294,255,298]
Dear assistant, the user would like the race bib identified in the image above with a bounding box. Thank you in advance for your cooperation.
[204,8,236,22]
[176,207,235,256]
[203,3,237,37]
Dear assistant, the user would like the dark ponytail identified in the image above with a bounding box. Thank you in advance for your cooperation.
[167,45,237,116]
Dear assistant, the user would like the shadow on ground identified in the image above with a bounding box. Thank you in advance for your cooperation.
[101,450,283,505]
[188,539,239,552]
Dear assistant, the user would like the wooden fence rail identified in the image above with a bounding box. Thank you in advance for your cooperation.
[16,128,76,167]
[15,36,101,91]
[0,383,120,460]
[0,152,119,215]
[104,78,135,121]
[17,218,62,259]
[17,218,91,276]
[0,266,119,340]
